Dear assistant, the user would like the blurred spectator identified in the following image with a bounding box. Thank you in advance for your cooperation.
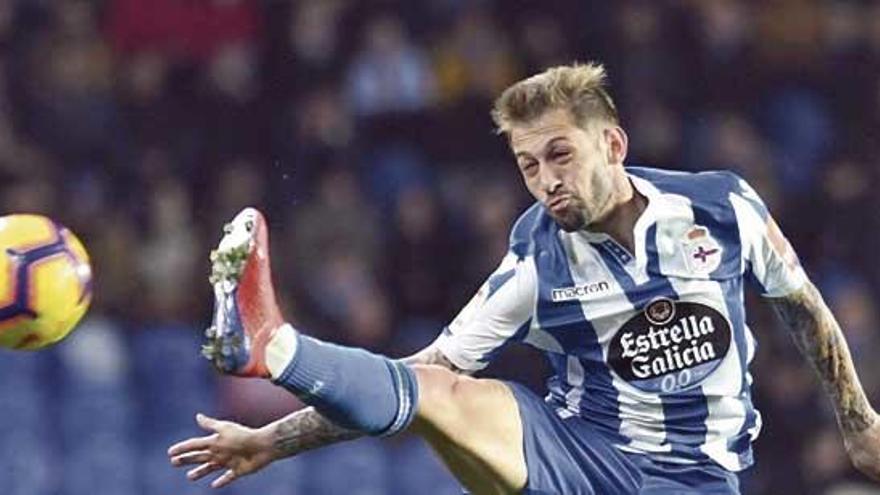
[27,1,126,178]
[288,0,348,76]
[137,171,200,321]
[684,0,757,105]
[385,182,458,331]
[205,42,259,105]
[316,250,392,350]
[684,112,782,211]
[433,4,517,104]
[286,166,389,347]
[816,157,878,275]
[611,2,687,114]
[197,40,270,166]
[754,0,823,77]
[761,88,833,196]
[346,14,436,116]
[85,211,141,317]
[624,96,682,166]
[273,86,355,203]
[517,15,571,73]
[210,157,269,226]
[117,51,173,148]
[458,174,522,280]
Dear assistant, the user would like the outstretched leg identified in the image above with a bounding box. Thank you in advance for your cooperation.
[271,329,527,493]
[201,208,527,493]
[410,365,527,494]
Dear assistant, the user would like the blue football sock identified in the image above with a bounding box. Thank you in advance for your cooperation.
[272,332,419,436]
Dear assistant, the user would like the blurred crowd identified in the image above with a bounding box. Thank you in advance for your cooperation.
[1,0,880,494]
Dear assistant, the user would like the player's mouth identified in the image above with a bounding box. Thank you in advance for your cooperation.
[547,195,572,214]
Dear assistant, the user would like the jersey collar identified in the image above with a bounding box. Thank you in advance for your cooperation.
[570,173,665,269]
[577,173,663,239]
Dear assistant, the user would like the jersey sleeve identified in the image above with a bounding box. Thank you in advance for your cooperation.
[731,176,807,297]
[434,251,537,371]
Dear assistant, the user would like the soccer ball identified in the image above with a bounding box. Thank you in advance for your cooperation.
[0,214,92,350]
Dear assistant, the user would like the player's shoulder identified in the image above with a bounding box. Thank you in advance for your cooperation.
[629,165,758,233]
[508,202,557,260]
[627,165,744,199]
[628,165,755,216]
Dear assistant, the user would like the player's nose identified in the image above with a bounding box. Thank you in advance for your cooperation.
[539,164,563,195]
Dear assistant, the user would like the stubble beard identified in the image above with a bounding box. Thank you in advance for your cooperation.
[552,197,591,232]
[552,183,617,233]
[548,163,619,232]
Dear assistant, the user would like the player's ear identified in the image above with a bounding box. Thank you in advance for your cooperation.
[604,126,628,165]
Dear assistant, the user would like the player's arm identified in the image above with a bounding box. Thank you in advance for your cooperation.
[767,282,880,479]
[167,344,465,488]
[263,346,467,458]
[732,175,880,480]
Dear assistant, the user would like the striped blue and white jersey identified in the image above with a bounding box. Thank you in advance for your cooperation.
[435,167,806,472]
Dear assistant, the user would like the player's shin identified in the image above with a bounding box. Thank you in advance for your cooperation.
[267,323,419,436]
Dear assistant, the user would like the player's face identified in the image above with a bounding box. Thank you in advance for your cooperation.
[509,109,621,232]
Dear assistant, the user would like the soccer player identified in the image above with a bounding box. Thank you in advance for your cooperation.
[168,63,880,494]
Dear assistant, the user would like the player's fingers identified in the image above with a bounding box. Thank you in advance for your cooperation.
[167,434,218,457]
[170,450,213,466]
[187,461,222,481]
[196,413,223,431]
[211,469,237,489]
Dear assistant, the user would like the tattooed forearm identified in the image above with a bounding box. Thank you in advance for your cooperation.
[769,281,876,434]
[270,407,360,457]
[268,344,464,458]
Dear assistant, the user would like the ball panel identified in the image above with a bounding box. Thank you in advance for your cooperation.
[40,299,89,349]
[59,227,93,305]
[31,255,79,322]
[0,215,57,251]
[60,227,91,264]
[0,215,57,310]
[14,332,42,350]
[0,316,36,348]
[0,249,17,308]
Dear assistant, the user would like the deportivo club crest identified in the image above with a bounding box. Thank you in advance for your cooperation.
[682,226,722,275]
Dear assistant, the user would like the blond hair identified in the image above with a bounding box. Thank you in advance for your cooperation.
[491,62,619,135]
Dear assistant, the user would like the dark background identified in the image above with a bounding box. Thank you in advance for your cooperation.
[1,1,879,494]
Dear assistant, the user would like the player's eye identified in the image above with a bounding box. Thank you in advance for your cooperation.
[519,160,538,174]
[551,149,572,163]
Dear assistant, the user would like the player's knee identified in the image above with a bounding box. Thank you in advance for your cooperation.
[411,364,459,403]
[410,364,469,422]
[410,364,504,429]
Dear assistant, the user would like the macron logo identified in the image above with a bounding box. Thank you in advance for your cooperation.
[551,281,611,302]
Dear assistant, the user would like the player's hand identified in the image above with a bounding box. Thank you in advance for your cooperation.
[844,411,880,481]
[168,413,278,488]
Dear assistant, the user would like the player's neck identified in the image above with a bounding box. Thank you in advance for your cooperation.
[590,177,647,254]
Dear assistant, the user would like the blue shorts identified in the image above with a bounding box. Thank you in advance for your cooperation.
[506,382,741,495]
